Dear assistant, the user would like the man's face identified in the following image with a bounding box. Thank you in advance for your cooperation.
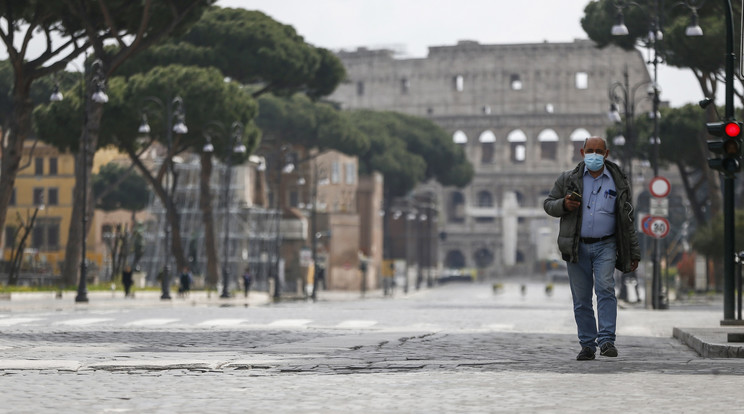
[580,138,608,159]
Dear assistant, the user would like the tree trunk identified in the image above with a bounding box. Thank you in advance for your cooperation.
[127,148,188,273]
[61,88,105,287]
[199,153,220,289]
[0,83,33,276]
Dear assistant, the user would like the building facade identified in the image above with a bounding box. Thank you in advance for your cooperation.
[330,39,651,278]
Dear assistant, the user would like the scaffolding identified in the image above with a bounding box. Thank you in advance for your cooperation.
[139,154,280,291]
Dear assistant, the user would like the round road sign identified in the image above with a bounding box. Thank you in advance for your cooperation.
[648,217,670,239]
[641,215,654,236]
[649,176,671,198]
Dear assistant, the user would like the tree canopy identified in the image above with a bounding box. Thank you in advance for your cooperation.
[93,163,149,212]
[348,110,474,197]
[114,7,346,99]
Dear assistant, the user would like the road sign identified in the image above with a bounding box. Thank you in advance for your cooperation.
[649,176,671,198]
[641,215,654,235]
[649,198,669,217]
[647,217,671,239]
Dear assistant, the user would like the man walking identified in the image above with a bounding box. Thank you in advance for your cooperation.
[543,136,640,361]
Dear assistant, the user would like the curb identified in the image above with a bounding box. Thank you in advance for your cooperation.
[673,327,744,358]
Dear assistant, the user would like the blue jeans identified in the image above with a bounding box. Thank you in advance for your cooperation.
[566,239,617,350]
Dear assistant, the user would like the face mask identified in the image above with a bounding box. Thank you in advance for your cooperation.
[584,153,605,171]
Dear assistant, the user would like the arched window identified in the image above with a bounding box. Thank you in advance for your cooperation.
[514,190,525,207]
[507,129,527,163]
[449,191,465,223]
[445,250,466,269]
[479,130,496,164]
[477,190,493,207]
[570,128,591,161]
[453,75,464,92]
[453,130,468,145]
[538,129,559,160]
[474,248,495,268]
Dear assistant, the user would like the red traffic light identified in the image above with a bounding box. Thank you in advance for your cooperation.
[725,122,741,137]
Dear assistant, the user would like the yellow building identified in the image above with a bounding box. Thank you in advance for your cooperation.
[2,139,122,277]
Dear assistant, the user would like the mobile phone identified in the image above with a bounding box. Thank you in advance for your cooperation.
[570,191,582,201]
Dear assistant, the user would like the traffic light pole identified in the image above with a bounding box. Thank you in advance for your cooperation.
[722,0,736,321]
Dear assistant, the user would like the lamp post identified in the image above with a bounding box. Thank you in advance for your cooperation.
[138,96,188,300]
[280,150,328,301]
[608,67,653,302]
[203,122,246,298]
[611,0,704,310]
[51,58,109,303]
[608,66,654,183]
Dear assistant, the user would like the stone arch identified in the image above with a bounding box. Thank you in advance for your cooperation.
[507,129,527,163]
[445,250,466,269]
[538,128,559,160]
[476,190,493,207]
[570,128,591,161]
[479,130,496,163]
[473,247,495,268]
[453,130,468,144]
[448,191,465,223]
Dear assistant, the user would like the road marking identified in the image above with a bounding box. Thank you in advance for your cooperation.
[125,318,179,327]
[268,319,312,328]
[55,318,114,326]
[0,317,45,326]
[197,319,248,327]
[335,320,378,329]
[0,360,81,371]
[484,323,516,331]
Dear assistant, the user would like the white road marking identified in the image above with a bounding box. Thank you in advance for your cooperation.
[55,318,114,326]
[484,323,516,331]
[125,318,179,327]
[197,319,248,327]
[268,319,312,328]
[335,320,378,329]
[0,317,45,326]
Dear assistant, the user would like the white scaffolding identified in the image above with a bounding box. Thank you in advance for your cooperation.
[139,155,279,291]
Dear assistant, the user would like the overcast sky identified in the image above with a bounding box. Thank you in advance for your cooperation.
[219,0,708,108]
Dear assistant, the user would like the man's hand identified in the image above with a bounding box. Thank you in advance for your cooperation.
[563,193,580,212]
[631,260,639,272]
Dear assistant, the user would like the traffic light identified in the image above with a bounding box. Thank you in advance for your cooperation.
[707,120,743,175]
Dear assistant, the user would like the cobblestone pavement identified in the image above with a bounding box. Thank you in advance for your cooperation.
[1,282,743,413]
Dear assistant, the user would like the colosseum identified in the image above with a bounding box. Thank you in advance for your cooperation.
[329,39,651,279]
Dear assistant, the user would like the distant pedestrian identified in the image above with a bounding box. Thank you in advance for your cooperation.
[122,266,133,297]
[315,266,325,290]
[242,268,253,298]
[543,136,640,361]
[178,267,192,297]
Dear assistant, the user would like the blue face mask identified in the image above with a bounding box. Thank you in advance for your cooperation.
[584,153,605,171]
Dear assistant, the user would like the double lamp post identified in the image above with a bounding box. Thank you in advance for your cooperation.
[138,96,188,300]
[50,58,109,303]
[609,0,704,309]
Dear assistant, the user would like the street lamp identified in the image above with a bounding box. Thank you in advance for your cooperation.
[608,68,653,303]
[51,58,109,303]
[608,66,653,182]
[203,122,246,298]
[611,0,704,310]
[138,96,187,300]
